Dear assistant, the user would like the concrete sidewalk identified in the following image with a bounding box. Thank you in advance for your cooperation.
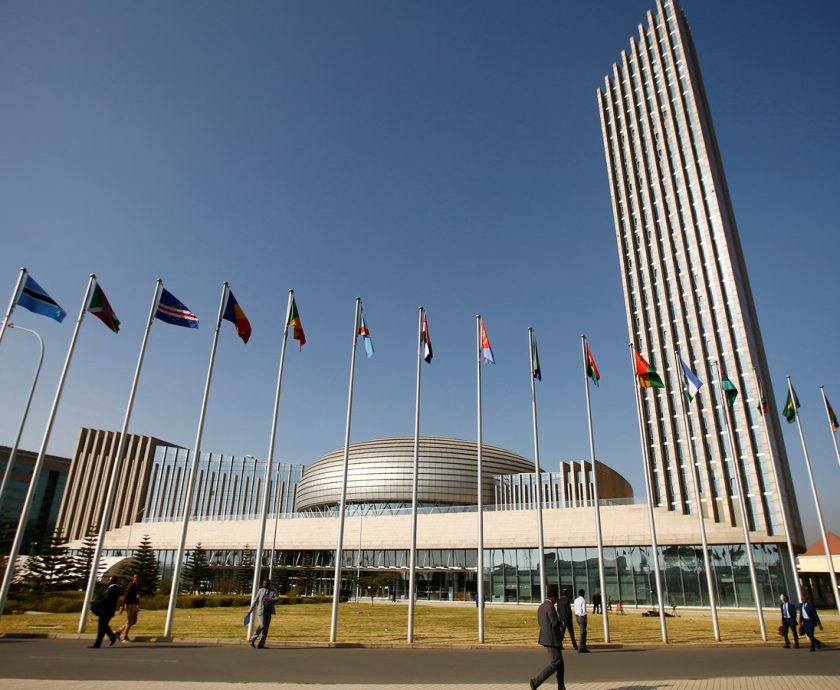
[1,679,839,690]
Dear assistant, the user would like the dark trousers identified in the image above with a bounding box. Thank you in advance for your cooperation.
[560,620,577,649]
[782,618,798,647]
[531,645,564,689]
[251,611,273,647]
[802,620,821,650]
[576,614,588,650]
[93,614,116,647]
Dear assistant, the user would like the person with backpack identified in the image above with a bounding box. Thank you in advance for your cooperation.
[89,576,122,648]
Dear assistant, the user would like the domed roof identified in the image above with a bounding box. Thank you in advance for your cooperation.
[295,436,533,512]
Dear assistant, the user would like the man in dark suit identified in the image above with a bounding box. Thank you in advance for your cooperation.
[556,588,578,650]
[529,584,565,690]
[779,594,798,648]
[799,594,823,651]
[89,576,122,648]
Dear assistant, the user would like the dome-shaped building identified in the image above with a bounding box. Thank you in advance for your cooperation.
[294,436,533,514]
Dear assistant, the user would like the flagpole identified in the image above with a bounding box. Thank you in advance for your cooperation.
[407,306,423,643]
[582,336,609,643]
[790,378,840,618]
[0,324,44,514]
[713,361,766,640]
[0,267,27,354]
[247,289,294,640]
[329,297,362,643]
[0,274,96,617]
[78,279,163,633]
[820,386,840,473]
[268,461,283,582]
[628,344,667,643]
[164,282,229,638]
[475,315,485,643]
[756,368,801,603]
[672,348,720,641]
[527,327,547,602]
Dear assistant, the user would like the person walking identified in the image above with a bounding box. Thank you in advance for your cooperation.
[556,588,577,650]
[799,594,823,651]
[247,579,277,649]
[592,590,602,614]
[574,588,589,653]
[88,576,122,648]
[117,573,141,642]
[529,584,565,690]
[779,594,798,648]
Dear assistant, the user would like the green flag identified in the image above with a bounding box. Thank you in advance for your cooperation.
[87,283,120,333]
[783,387,800,423]
[721,376,737,407]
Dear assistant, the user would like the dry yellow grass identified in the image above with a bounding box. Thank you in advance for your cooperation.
[1,602,837,647]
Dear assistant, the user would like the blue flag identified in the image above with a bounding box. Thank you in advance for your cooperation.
[17,275,66,322]
[358,308,374,358]
[679,358,703,402]
[155,288,199,328]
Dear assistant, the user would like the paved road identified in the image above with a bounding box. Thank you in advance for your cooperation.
[0,638,837,685]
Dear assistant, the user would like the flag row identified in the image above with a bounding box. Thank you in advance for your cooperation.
[6,269,839,433]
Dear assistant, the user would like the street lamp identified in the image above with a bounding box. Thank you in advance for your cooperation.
[0,323,44,510]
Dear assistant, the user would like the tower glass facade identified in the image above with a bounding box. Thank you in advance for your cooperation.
[597,0,801,544]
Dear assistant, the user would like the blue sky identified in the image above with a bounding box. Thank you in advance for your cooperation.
[1,0,838,545]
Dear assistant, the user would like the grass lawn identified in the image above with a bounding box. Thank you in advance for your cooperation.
[2,602,837,647]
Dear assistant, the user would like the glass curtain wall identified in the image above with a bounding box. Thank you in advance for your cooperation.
[101,542,788,607]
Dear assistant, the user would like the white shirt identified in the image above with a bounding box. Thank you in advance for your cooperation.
[782,601,794,618]
[573,595,587,617]
[801,605,810,620]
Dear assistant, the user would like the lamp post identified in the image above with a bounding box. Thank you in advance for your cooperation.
[0,323,44,512]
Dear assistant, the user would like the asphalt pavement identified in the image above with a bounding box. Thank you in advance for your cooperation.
[0,638,837,687]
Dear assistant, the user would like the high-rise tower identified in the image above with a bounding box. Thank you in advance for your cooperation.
[597,0,803,547]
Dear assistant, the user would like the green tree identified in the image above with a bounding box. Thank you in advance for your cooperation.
[234,546,254,595]
[132,534,161,595]
[25,532,75,592]
[73,525,102,590]
[180,543,211,594]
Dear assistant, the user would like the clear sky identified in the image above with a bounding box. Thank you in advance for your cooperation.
[1,0,838,545]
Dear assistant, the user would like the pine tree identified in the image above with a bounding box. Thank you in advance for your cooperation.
[234,546,254,595]
[180,543,211,594]
[25,532,75,592]
[132,534,160,595]
[73,525,102,590]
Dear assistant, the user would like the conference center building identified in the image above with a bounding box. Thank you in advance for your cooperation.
[56,0,805,611]
[60,429,798,609]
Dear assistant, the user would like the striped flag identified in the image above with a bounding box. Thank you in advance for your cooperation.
[288,296,306,350]
[585,342,600,387]
[679,358,702,402]
[155,288,199,328]
[480,320,495,365]
[421,313,432,364]
[359,308,374,358]
[88,283,120,333]
[635,350,664,389]
[222,289,251,343]
[826,394,839,433]
[530,330,541,381]
[17,275,66,322]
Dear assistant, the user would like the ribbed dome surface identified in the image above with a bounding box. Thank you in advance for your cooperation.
[295,436,533,512]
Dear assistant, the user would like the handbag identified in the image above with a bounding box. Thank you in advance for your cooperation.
[243,612,251,626]
[798,624,805,636]
[777,624,784,636]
